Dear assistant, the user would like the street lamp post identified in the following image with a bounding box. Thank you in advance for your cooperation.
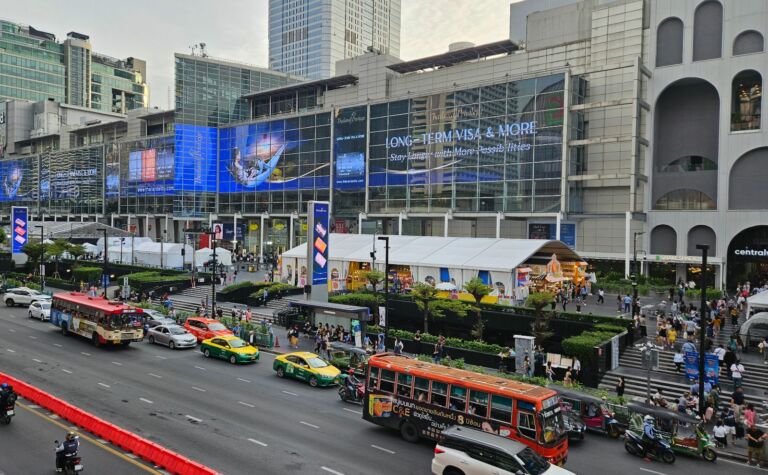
[377,236,389,350]
[696,244,709,416]
[210,231,217,318]
[101,228,109,294]
[631,231,645,318]
[159,229,167,269]
[34,225,44,292]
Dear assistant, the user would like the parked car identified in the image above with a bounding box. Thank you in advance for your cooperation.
[200,335,259,364]
[145,313,176,328]
[273,352,341,387]
[28,300,51,321]
[432,425,575,475]
[184,317,234,342]
[3,287,51,307]
[146,324,197,349]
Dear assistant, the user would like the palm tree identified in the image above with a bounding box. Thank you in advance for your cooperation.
[360,269,385,292]
[527,291,555,348]
[22,241,48,276]
[412,282,469,333]
[463,277,493,340]
[48,239,70,278]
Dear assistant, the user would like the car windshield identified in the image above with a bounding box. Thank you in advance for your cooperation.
[208,323,227,331]
[306,357,328,369]
[169,327,187,335]
[517,447,550,475]
[539,411,566,446]
[40,302,51,309]
[229,339,248,349]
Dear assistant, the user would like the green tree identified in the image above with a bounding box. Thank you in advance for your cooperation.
[48,239,71,278]
[527,291,555,347]
[23,241,48,275]
[68,243,86,263]
[412,282,470,333]
[463,277,493,340]
[360,269,385,292]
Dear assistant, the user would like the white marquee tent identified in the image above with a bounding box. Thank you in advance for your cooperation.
[281,234,584,292]
[746,290,768,315]
[195,247,233,269]
[96,237,151,256]
[133,242,193,269]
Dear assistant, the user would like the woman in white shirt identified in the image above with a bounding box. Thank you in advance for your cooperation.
[713,419,728,447]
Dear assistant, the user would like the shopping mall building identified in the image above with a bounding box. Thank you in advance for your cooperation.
[0,0,766,289]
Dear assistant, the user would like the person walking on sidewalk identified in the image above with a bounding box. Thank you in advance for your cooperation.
[730,359,745,388]
[597,287,605,304]
[615,377,625,397]
[713,419,728,448]
[761,336,768,364]
[746,423,767,467]
[673,350,684,372]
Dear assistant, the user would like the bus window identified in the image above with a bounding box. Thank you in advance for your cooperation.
[379,369,395,393]
[397,373,412,398]
[414,377,429,402]
[431,381,448,407]
[490,395,513,424]
[368,367,379,390]
[518,411,537,440]
[449,385,467,412]
[469,390,489,417]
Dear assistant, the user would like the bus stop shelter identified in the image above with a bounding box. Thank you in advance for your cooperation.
[288,300,372,335]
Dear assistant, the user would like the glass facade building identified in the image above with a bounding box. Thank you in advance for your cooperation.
[0,19,147,113]
[269,0,401,79]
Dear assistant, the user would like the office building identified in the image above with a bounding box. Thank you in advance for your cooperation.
[0,19,148,114]
[174,52,300,127]
[268,0,401,79]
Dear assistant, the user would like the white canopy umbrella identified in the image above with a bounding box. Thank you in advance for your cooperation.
[194,247,233,268]
[435,282,457,291]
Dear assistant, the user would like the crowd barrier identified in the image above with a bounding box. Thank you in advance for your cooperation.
[0,370,218,475]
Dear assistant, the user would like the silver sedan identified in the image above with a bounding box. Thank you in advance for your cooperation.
[146,324,197,349]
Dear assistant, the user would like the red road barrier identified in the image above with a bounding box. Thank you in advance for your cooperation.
[0,370,219,475]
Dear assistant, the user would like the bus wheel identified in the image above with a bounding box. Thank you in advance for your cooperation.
[121,341,131,348]
[91,333,100,348]
[400,421,419,443]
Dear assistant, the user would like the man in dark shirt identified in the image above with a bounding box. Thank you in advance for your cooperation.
[732,387,745,407]
[746,423,766,466]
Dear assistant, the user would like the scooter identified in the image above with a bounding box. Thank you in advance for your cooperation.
[54,441,84,474]
[624,430,676,464]
[337,372,365,404]
[0,393,17,425]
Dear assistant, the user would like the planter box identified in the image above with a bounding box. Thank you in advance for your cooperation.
[369,335,503,369]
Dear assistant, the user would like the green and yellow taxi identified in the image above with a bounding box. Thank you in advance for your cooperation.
[200,335,259,364]
[273,351,341,387]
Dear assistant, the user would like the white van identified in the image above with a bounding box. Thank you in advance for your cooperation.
[432,426,575,475]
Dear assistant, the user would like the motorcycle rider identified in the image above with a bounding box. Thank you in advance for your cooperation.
[0,383,15,407]
[642,415,662,456]
[55,432,80,472]
[344,368,363,401]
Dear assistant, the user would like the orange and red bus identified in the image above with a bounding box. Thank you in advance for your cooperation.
[50,292,144,347]
[363,354,568,465]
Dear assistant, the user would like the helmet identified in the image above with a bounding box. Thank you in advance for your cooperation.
[66,432,75,441]
[644,415,654,422]
[0,383,7,389]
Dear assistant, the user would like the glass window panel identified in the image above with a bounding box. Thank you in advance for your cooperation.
[450,385,467,411]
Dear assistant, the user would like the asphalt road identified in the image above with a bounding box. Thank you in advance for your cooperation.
[0,398,159,475]
[1,301,766,475]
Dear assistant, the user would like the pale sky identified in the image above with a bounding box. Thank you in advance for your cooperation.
[2,0,517,108]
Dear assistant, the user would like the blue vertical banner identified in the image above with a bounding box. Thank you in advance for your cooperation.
[684,351,719,385]
[310,201,329,285]
[11,206,28,254]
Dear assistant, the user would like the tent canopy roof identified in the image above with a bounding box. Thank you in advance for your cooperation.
[748,291,768,308]
[282,234,583,272]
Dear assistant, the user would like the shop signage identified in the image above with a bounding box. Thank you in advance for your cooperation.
[11,206,27,254]
[733,248,768,257]
[683,351,719,384]
[528,223,576,248]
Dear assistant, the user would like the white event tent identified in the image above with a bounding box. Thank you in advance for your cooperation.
[96,236,151,256]
[281,234,584,292]
[133,242,193,269]
[195,247,233,269]
[746,290,768,315]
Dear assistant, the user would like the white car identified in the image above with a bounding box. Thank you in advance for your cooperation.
[28,300,51,321]
[3,287,52,307]
[432,426,574,475]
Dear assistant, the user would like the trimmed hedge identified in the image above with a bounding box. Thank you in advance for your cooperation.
[72,266,103,283]
[329,293,382,311]
[561,330,617,366]
[219,281,261,294]
[380,327,504,354]
[123,272,189,291]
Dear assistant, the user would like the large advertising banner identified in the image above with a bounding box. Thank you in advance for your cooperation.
[11,206,28,254]
[0,102,6,159]
[0,160,26,201]
[308,201,329,286]
[333,106,367,190]
[174,124,218,193]
[528,223,576,248]
[126,147,174,195]
[684,351,719,385]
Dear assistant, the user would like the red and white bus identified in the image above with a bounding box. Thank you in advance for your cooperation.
[363,354,568,465]
[50,292,144,347]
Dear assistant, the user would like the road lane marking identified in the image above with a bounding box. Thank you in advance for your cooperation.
[16,402,157,473]
[247,438,268,447]
[321,467,344,475]
[53,343,62,347]
[8,329,15,332]
[148,373,162,379]
[194,365,207,371]
[32,358,42,363]
[185,415,202,423]
[61,369,73,374]
[299,421,319,429]
[6,348,15,353]
[81,352,91,356]
[191,386,206,392]
[111,361,123,366]
[237,378,251,383]
[719,459,768,472]
[370,444,395,454]
[238,401,255,408]
[342,408,361,414]
[139,398,154,404]
[98,382,111,389]
[639,469,668,475]
[282,390,298,396]
[154,355,167,360]
[28,335,37,339]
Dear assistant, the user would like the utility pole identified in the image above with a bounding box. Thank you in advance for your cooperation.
[34,225,44,292]
[101,228,109,295]
[632,231,645,318]
[696,244,709,416]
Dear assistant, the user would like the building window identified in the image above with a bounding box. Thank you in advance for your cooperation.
[658,155,717,172]
[731,70,762,131]
[654,189,716,210]
[733,30,764,56]
[656,17,684,67]
[693,1,723,61]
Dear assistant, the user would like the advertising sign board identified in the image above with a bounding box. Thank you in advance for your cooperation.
[11,206,27,254]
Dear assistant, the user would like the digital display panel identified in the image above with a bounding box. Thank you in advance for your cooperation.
[310,201,329,285]
[174,124,218,193]
[0,160,25,201]
[333,106,367,190]
[11,206,27,254]
[124,147,174,195]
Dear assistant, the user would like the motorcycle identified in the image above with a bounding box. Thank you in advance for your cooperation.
[624,430,676,464]
[337,373,365,404]
[0,393,17,425]
[54,440,84,474]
